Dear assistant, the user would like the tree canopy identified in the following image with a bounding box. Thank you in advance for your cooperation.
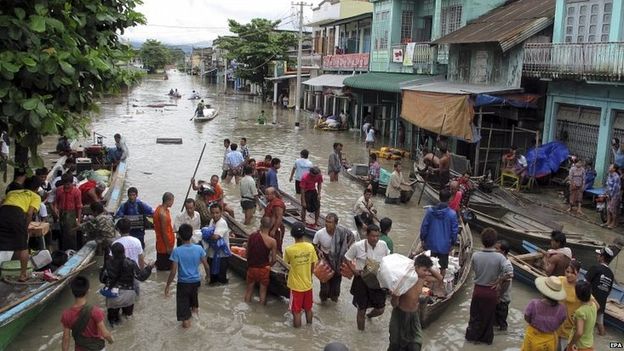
[0,0,145,168]
[215,18,297,98]
[139,39,172,73]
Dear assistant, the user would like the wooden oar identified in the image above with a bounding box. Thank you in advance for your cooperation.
[417,174,428,205]
[181,143,207,212]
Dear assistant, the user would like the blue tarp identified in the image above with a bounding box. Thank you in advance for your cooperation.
[474,94,537,109]
[525,141,570,178]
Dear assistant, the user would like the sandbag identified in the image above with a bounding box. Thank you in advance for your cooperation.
[314,259,335,283]
[377,253,419,296]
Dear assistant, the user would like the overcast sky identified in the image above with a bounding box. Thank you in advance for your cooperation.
[121,0,314,44]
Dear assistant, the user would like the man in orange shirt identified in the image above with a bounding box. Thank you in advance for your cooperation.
[154,192,175,271]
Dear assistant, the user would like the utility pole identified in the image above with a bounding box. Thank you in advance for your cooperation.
[293,1,311,128]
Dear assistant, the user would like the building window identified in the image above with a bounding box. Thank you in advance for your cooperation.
[374,9,390,50]
[441,0,463,36]
[401,10,414,43]
[565,0,612,43]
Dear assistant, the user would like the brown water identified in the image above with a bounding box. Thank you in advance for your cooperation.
[7,72,622,350]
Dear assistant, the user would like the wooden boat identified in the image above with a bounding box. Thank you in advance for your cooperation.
[0,154,127,349]
[413,220,473,328]
[342,163,388,194]
[224,214,290,298]
[0,241,97,350]
[467,201,616,270]
[193,107,219,122]
[509,250,624,333]
[412,170,618,270]
[258,189,325,239]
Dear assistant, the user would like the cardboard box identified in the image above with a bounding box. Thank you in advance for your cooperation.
[28,222,50,237]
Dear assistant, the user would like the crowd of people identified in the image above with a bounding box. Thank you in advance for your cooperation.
[1,130,620,351]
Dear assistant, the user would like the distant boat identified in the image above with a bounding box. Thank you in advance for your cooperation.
[193,107,219,122]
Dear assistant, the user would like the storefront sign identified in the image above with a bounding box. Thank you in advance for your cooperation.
[322,53,369,70]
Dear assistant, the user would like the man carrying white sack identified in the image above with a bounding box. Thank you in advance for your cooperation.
[387,254,439,351]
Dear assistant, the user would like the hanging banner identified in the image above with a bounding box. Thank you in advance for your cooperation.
[403,43,416,66]
[392,49,403,63]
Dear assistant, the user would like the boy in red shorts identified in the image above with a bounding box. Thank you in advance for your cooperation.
[284,222,318,328]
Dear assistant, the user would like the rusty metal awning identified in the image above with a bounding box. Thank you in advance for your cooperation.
[433,0,555,52]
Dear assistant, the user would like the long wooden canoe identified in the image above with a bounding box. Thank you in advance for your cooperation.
[342,163,388,194]
[412,171,618,270]
[0,241,97,350]
[414,220,474,328]
[258,189,326,239]
[223,214,290,298]
[0,157,127,349]
[467,201,616,270]
[509,251,624,333]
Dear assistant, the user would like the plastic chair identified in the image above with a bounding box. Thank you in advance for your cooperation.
[500,170,520,191]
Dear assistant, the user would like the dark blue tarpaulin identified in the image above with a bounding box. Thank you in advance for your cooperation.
[474,94,537,109]
[525,141,570,178]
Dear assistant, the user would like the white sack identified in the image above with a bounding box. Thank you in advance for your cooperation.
[377,253,419,296]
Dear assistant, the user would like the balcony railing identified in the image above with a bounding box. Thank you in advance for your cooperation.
[300,54,322,69]
[523,42,624,81]
[322,53,369,71]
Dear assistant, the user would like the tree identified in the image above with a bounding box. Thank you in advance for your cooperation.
[215,19,297,99]
[139,39,171,73]
[0,0,145,169]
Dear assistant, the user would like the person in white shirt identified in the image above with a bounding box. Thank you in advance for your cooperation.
[112,218,146,269]
[175,198,201,243]
[353,188,377,217]
[289,149,313,195]
[204,203,231,285]
[365,127,375,149]
[312,213,354,303]
[239,166,257,225]
[344,224,390,330]
[221,139,231,180]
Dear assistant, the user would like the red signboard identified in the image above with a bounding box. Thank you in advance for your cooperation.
[322,53,369,70]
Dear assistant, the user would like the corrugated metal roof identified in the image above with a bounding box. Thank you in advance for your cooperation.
[343,72,435,93]
[303,74,350,88]
[433,0,555,52]
[402,81,522,95]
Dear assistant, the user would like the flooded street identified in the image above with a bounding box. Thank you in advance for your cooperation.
[7,72,622,350]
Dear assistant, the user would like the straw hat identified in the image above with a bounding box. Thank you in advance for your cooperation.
[535,276,566,301]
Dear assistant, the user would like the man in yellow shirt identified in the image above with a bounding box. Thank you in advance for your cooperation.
[284,222,318,328]
[0,176,41,281]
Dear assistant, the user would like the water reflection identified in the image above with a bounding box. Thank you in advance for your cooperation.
[7,72,621,350]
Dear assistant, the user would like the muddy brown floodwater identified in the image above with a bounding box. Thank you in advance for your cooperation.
[7,71,622,350]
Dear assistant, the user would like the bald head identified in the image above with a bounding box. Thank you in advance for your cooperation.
[265,187,276,195]
[450,180,459,192]
[260,216,272,230]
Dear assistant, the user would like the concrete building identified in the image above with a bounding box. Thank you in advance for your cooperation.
[524,0,624,185]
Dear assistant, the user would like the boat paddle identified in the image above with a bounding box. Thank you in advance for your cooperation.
[181,142,207,212]
[417,174,428,205]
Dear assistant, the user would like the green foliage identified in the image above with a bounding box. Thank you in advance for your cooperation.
[168,48,186,66]
[139,39,171,73]
[215,18,297,98]
[0,0,145,167]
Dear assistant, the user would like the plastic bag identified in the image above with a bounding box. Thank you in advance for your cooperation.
[377,253,419,295]
[314,259,335,283]
[201,226,215,241]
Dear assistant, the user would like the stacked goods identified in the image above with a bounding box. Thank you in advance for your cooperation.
[230,246,247,258]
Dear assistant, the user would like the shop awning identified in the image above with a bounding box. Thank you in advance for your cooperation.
[303,74,349,88]
[343,72,434,93]
[400,82,525,142]
[401,90,476,141]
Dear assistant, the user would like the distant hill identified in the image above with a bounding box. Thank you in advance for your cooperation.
[126,39,213,54]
